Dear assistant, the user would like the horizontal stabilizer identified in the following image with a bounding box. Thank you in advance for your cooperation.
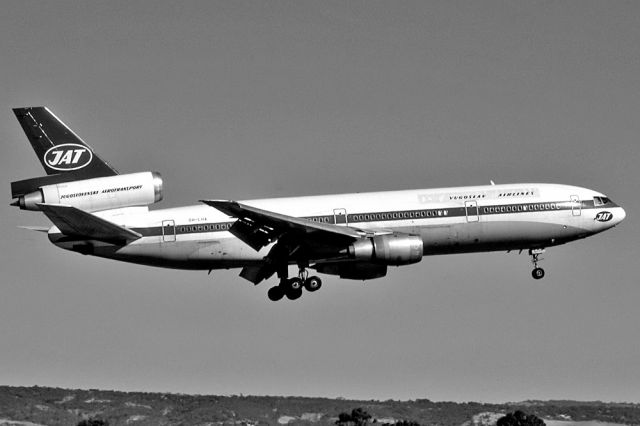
[18,225,50,233]
[37,203,141,244]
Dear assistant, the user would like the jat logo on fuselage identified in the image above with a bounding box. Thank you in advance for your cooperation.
[595,211,613,222]
[44,143,93,171]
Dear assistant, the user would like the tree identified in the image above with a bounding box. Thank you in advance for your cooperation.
[336,412,353,425]
[497,410,545,426]
[335,407,373,425]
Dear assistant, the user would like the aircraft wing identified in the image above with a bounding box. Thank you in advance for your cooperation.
[201,200,365,251]
[38,203,142,245]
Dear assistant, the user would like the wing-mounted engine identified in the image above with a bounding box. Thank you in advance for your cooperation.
[348,233,423,265]
[313,234,422,281]
[314,262,388,280]
[12,171,163,212]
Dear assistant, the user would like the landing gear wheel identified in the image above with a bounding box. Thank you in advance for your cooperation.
[285,287,303,300]
[287,277,303,291]
[285,278,303,300]
[267,285,285,302]
[304,276,322,292]
[528,248,546,280]
[532,267,545,280]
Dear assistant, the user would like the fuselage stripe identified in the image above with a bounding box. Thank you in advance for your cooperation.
[131,199,610,238]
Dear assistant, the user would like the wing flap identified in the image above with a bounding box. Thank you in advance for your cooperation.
[38,203,141,244]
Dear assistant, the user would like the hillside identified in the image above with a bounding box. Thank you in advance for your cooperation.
[0,386,639,426]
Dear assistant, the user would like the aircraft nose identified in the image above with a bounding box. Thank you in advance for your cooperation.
[617,206,626,224]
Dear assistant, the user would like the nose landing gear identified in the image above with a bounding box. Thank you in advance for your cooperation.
[529,248,546,280]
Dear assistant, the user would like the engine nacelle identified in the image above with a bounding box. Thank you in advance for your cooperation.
[314,262,388,280]
[14,172,163,212]
[348,234,423,266]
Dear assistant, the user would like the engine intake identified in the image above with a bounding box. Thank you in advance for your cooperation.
[13,171,163,212]
[348,234,423,266]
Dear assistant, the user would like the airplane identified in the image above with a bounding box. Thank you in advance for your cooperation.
[9,107,626,301]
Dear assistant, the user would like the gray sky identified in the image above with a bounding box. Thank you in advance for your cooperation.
[1,0,639,403]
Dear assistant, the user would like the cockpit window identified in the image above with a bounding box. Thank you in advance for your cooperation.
[593,196,611,206]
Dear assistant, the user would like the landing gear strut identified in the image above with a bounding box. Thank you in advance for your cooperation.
[529,248,546,280]
[267,265,322,302]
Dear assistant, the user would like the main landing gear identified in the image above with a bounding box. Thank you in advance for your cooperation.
[267,268,322,302]
[529,248,546,280]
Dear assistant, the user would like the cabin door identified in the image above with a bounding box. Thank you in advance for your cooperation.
[333,208,348,226]
[570,195,581,216]
[465,200,479,222]
[162,220,176,242]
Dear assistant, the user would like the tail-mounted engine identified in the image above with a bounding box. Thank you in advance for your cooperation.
[12,171,163,212]
[348,233,423,265]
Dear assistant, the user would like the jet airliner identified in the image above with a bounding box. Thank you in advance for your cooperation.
[10,107,626,301]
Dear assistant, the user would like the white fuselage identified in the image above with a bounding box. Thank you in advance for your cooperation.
[48,182,625,276]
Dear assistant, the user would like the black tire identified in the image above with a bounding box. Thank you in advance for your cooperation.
[304,276,322,292]
[285,278,303,300]
[285,287,303,300]
[287,277,303,291]
[267,286,285,301]
[532,267,545,280]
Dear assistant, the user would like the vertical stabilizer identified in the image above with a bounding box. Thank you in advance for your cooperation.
[12,107,118,177]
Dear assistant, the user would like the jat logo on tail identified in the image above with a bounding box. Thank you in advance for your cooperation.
[44,143,93,171]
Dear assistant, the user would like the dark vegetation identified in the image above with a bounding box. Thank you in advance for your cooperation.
[335,407,372,425]
[497,411,545,426]
[0,386,638,426]
[78,419,109,426]
[335,407,420,425]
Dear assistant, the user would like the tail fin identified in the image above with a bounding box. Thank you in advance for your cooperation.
[13,106,118,177]
[11,107,119,199]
